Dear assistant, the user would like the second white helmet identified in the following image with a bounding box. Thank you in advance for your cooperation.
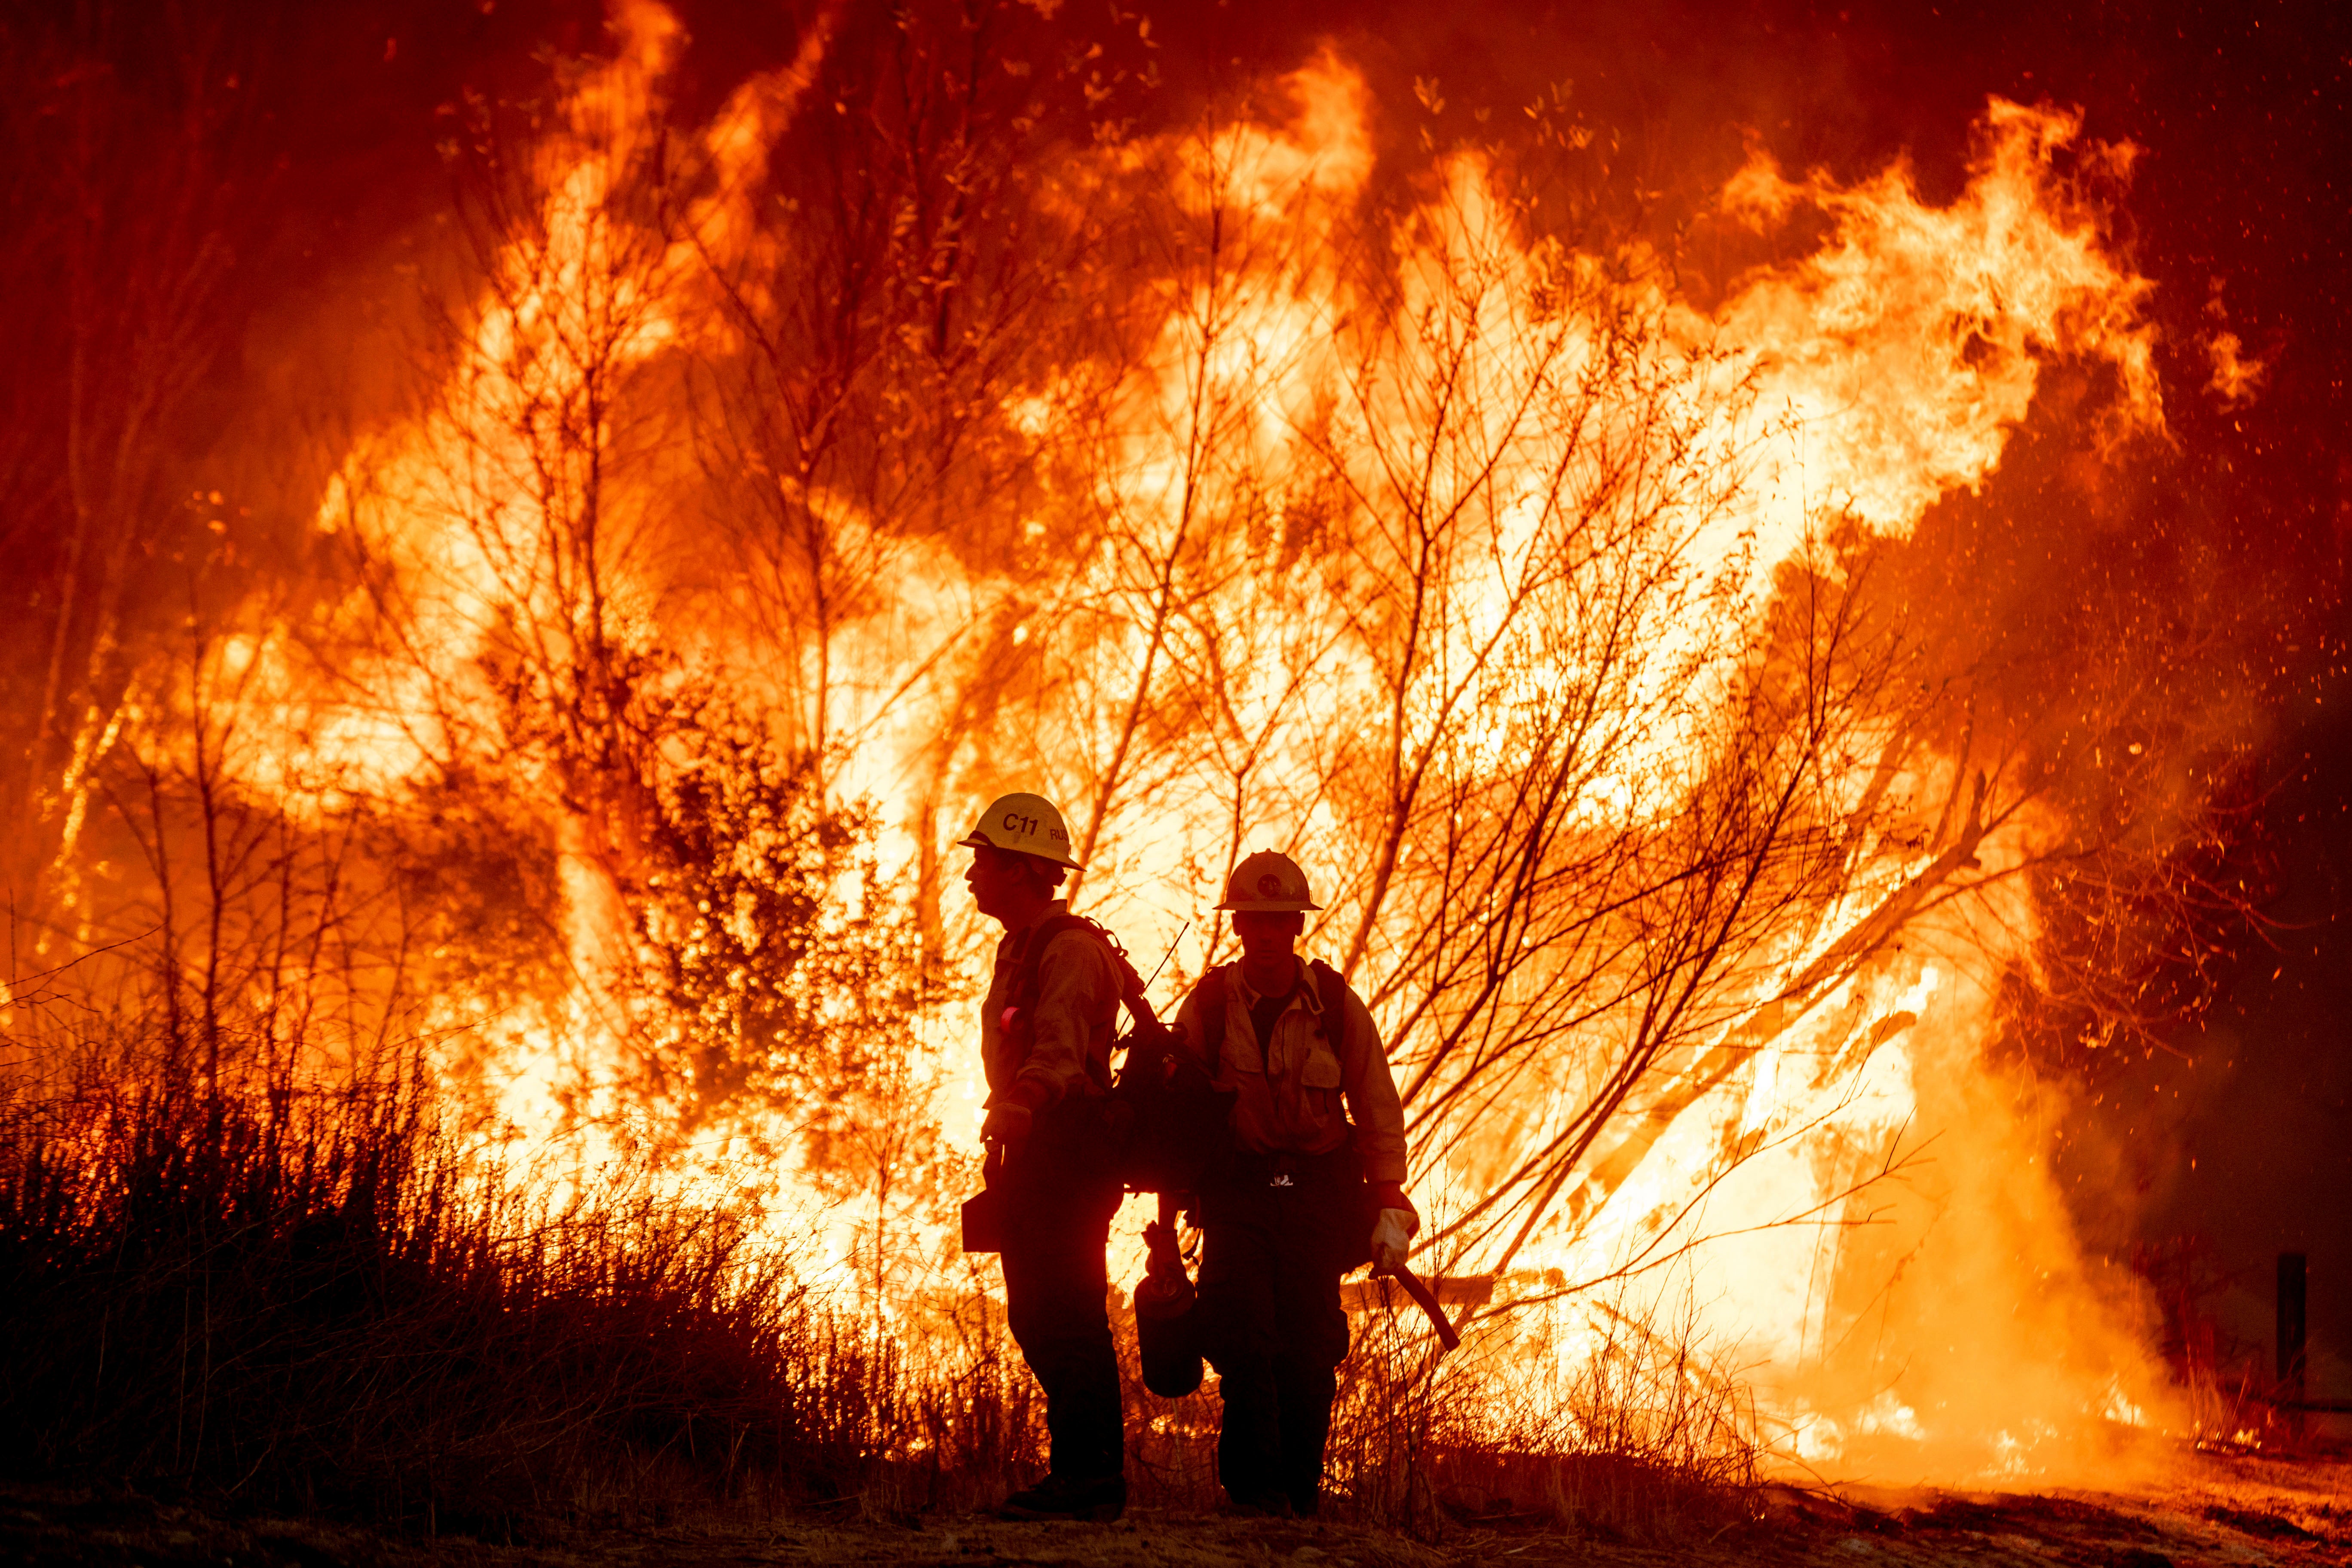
[1215,849,1320,913]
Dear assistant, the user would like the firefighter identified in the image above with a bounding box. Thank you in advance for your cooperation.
[1172,850,1418,1518]
[960,792,1128,1522]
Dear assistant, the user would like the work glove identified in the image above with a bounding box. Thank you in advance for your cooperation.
[980,1102,1033,1148]
[1369,1185,1419,1277]
[1371,1183,1419,1230]
[1370,1210,1417,1276]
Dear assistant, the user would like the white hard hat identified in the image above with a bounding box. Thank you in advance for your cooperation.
[1215,849,1320,913]
[958,791,1084,869]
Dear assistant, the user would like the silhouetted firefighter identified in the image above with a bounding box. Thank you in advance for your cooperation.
[956,792,1131,1521]
[1170,851,1419,1518]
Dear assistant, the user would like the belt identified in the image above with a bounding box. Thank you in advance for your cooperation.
[1227,1145,1354,1190]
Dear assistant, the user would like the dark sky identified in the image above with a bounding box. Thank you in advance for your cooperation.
[32,0,2351,1397]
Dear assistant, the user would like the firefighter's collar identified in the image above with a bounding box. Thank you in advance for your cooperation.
[1230,953,1322,1012]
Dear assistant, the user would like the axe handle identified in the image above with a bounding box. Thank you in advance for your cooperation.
[1390,1266,1461,1352]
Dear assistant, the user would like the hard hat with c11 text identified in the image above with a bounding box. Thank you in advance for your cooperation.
[958,792,1084,869]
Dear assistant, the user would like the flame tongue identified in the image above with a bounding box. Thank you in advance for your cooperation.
[206,10,2190,1484]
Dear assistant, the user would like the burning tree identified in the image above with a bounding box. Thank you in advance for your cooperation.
[0,0,2301,1492]
[958,58,2209,1476]
[0,8,257,946]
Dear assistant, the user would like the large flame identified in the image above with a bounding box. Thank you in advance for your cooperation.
[181,9,2192,1484]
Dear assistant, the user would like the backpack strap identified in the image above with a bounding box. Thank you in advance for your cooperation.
[1309,959,1348,1042]
[1308,959,1370,1164]
[1011,913,1097,1021]
[1008,913,1155,1090]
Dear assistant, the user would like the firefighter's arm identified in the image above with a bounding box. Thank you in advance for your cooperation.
[1337,987,1410,1189]
[1003,930,1120,1115]
[1338,986,1418,1274]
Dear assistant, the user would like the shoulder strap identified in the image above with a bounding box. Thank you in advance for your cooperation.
[1012,913,1093,1018]
[1014,913,1158,1027]
[1189,962,1331,1057]
[1309,959,1348,1041]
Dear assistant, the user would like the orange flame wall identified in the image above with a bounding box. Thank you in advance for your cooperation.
[208,5,2199,1482]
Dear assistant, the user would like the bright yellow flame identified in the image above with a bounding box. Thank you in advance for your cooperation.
[197,12,2189,1486]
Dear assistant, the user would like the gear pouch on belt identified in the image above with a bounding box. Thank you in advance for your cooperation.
[960,1144,1007,1254]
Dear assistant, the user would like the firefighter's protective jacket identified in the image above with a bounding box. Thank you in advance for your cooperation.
[1173,956,1407,1185]
[980,899,1121,1113]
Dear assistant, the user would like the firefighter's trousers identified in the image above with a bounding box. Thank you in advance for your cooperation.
[1197,1148,1357,1516]
[1000,1145,1125,1481]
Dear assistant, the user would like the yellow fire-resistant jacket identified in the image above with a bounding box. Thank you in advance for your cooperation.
[979,900,1121,1114]
[1172,956,1408,1185]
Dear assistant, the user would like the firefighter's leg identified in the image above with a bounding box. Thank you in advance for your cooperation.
[1271,1213,1351,1516]
[999,1167,1125,1481]
[1197,1216,1286,1508]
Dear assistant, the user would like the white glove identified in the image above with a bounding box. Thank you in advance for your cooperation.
[1370,1207,1417,1276]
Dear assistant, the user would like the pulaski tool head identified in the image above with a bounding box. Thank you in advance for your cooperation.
[1214,849,1321,913]
[958,791,1084,869]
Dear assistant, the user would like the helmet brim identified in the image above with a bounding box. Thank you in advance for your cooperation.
[1214,898,1320,913]
[959,830,1083,871]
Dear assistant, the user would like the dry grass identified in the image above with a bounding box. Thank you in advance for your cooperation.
[1325,1286,1759,1538]
[0,1046,878,1533]
[0,1030,1760,1542]
[2134,1236,2304,1453]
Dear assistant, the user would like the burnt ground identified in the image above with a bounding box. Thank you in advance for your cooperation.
[3,1451,2345,1568]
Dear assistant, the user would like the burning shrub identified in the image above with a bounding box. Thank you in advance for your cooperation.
[1324,1287,1760,1537]
[621,720,929,1170]
[0,1047,869,1528]
[0,997,1786,1538]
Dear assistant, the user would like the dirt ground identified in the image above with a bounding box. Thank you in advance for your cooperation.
[5,1449,2346,1568]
